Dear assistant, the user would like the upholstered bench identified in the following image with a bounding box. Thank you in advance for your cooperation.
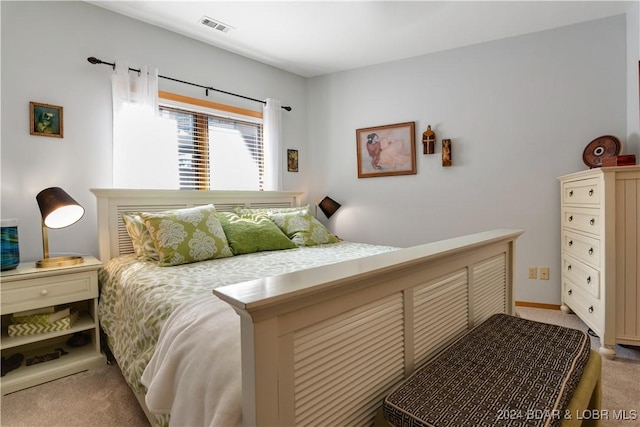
[380,314,601,427]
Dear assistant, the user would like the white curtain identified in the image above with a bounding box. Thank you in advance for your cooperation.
[263,98,283,191]
[111,61,178,189]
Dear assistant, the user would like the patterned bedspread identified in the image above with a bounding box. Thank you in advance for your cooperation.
[98,241,398,396]
[383,313,591,427]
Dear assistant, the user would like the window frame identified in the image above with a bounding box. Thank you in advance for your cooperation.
[158,91,265,191]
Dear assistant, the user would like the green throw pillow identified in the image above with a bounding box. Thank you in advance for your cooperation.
[139,205,233,266]
[122,212,159,262]
[217,212,297,255]
[268,210,340,246]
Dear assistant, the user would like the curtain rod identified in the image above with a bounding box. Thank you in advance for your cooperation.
[87,57,292,112]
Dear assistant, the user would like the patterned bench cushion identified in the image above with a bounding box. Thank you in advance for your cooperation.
[383,313,591,427]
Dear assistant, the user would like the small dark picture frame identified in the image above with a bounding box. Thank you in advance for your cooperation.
[356,121,416,178]
[287,149,298,172]
[30,102,63,138]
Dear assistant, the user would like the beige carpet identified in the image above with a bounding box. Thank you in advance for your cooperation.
[1,308,638,427]
[517,307,640,427]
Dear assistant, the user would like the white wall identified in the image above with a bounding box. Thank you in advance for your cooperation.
[307,15,629,304]
[1,2,636,306]
[0,1,308,263]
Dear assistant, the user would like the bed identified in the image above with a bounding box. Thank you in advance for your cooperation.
[92,188,529,426]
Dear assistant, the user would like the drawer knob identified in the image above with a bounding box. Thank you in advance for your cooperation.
[568,240,573,247]
[588,306,594,313]
[587,276,591,284]
[589,189,594,196]
[590,218,595,226]
[567,264,572,271]
[568,289,573,295]
[588,247,594,255]
[568,215,573,222]
[40,289,49,296]
[569,190,574,197]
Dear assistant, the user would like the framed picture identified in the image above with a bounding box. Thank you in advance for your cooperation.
[30,102,63,138]
[356,121,416,178]
[287,149,298,172]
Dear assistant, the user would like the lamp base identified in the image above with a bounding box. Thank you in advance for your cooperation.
[36,256,83,268]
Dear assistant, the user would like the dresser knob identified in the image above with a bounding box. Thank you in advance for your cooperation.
[568,289,573,295]
[589,189,594,196]
[568,240,573,247]
[568,215,573,222]
[588,248,594,255]
[590,218,595,226]
[40,289,49,296]
[588,306,594,313]
[567,265,572,271]
[587,276,591,284]
[569,190,574,197]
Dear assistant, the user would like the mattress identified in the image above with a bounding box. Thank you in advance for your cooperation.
[98,241,398,397]
[383,313,591,427]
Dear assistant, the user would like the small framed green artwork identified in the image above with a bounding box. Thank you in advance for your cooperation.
[30,102,63,138]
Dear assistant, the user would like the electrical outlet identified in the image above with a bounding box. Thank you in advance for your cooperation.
[528,267,537,279]
[540,267,550,280]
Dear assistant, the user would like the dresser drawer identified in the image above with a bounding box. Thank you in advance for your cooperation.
[562,230,600,269]
[562,207,600,235]
[562,178,600,206]
[1,272,98,314]
[563,278,603,336]
[562,255,600,299]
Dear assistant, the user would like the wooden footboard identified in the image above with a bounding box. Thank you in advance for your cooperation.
[214,228,523,426]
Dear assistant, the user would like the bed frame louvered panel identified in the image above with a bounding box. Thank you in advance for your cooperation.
[91,189,522,427]
[293,294,405,426]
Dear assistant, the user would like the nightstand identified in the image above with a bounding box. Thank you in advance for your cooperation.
[1,256,106,394]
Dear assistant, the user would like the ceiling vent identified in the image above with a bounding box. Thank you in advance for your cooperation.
[199,16,234,33]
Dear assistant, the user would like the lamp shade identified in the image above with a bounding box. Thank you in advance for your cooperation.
[318,196,341,219]
[36,187,84,229]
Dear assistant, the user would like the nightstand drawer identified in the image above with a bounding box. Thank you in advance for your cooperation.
[1,272,98,314]
[562,178,600,205]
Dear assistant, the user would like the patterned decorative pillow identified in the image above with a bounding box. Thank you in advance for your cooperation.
[217,212,297,255]
[121,213,159,262]
[268,210,340,246]
[139,205,233,266]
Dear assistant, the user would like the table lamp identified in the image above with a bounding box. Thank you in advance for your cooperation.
[317,196,341,219]
[36,187,85,268]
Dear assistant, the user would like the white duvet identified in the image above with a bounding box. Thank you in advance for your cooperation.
[129,242,399,426]
[141,294,242,427]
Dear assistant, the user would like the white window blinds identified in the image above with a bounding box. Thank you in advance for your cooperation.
[159,105,264,190]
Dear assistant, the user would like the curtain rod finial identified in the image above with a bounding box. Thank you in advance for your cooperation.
[87,57,99,64]
[283,106,292,112]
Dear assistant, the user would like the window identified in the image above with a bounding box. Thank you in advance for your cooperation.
[158,104,265,190]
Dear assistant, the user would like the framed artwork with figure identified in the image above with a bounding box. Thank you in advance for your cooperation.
[30,102,63,138]
[287,149,298,172]
[356,121,416,178]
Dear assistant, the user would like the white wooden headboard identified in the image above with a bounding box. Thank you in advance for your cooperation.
[90,189,303,262]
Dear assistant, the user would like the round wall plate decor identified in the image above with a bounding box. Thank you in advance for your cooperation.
[582,135,621,168]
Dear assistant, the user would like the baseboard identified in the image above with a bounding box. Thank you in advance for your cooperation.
[515,301,561,310]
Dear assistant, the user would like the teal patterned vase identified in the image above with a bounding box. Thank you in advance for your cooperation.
[1,219,20,270]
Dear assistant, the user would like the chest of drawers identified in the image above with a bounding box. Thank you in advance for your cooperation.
[559,166,640,359]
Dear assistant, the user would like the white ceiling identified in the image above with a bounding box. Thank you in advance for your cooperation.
[88,1,633,78]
